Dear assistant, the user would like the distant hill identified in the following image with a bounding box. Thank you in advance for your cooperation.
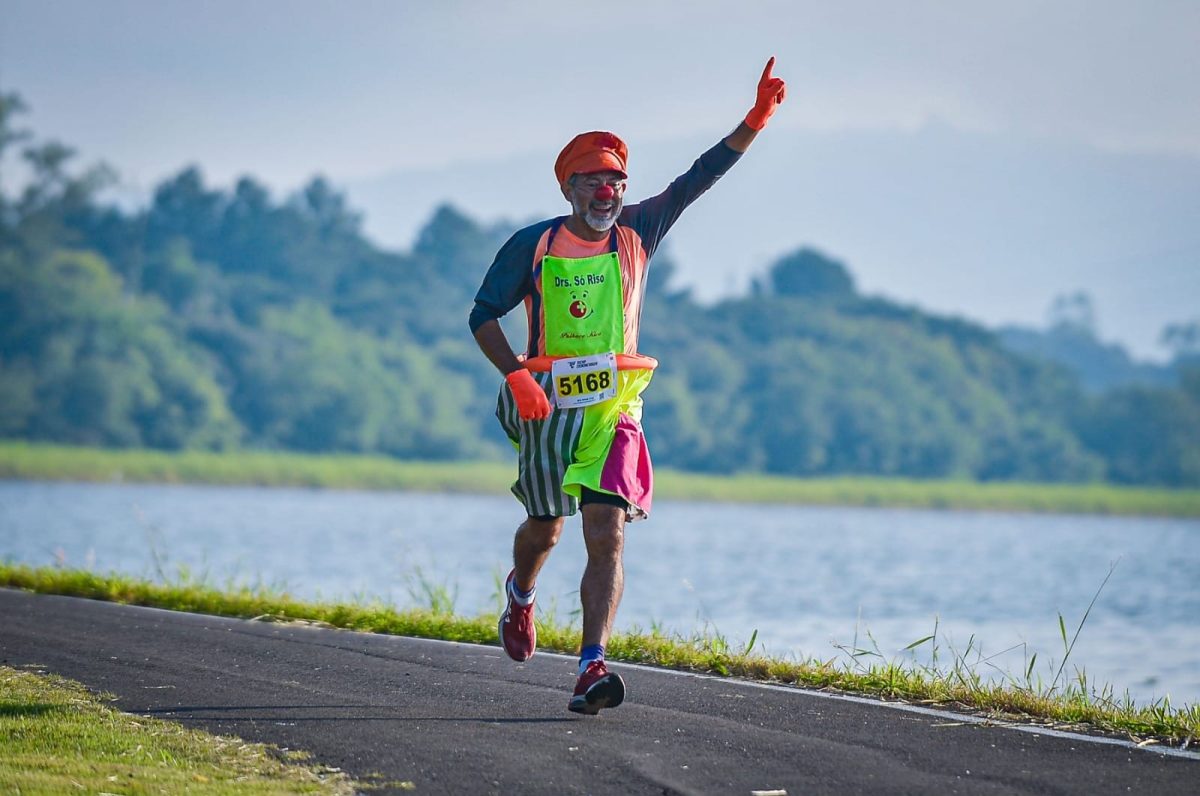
[347,123,1200,362]
[997,324,1177,393]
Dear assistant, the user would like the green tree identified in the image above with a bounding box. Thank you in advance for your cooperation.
[754,247,856,300]
[4,92,1193,484]
[0,248,239,448]
[1075,385,1200,486]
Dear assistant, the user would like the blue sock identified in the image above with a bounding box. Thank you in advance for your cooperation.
[509,577,535,606]
[579,644,605,674]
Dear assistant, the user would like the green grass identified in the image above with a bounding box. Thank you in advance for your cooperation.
[2,563,1196,749]
[3,440,1198,516]
[0,664,357,795]
[652,470,1200,516]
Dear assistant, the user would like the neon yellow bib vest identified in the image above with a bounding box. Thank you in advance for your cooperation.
[535,222,652,501]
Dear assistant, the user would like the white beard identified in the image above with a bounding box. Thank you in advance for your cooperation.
[585,212,618,232]
[572,195,620,232]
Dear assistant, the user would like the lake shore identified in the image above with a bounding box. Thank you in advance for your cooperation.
[2,441,1198,517]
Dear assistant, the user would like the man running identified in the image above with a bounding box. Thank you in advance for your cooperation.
[469,58,786,714]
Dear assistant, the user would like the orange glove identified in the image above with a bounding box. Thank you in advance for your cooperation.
[744,56,787,131]
[506,368,552,421]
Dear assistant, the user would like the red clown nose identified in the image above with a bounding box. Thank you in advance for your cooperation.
[594,184,615,201]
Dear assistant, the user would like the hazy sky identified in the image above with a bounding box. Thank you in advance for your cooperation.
[3,1,1198,357]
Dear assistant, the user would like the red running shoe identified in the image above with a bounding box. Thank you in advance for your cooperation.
[498,569,536,662]
[568,660,625,715]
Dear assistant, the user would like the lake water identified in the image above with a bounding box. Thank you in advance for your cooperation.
[2,480,1197,706]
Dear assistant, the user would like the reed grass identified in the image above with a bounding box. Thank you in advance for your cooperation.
[2,563,1195,748]
[3,441,1197,516]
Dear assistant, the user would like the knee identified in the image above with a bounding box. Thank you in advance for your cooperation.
[582,517,624,560]
[520,516,564,553]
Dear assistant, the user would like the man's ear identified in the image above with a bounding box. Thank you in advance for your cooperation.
[560,180,573,202]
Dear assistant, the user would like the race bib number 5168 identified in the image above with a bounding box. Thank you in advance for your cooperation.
[551,353,618,409]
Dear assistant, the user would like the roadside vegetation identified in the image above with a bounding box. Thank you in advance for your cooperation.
[0,665,355,795]
[4,91,1199,492]
[3,563,1196,749]
[3,441,1199,517]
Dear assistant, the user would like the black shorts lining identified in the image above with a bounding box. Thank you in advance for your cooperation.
[580,487,629,511]
[528,487,628,521]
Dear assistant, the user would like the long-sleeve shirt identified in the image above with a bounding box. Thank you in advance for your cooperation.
[469,139,742,357]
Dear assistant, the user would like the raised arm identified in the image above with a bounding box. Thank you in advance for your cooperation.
[620,58,787,257]
[720,56,787,153]
[726,56,787,153]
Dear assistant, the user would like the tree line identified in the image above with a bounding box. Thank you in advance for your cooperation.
[2,93,1197,486]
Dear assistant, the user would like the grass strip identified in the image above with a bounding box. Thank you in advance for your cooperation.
[2,563,1196,748]
[3,441,1198,517]
[0,664,356,795]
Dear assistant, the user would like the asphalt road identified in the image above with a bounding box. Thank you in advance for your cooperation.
[1,589,1195,795]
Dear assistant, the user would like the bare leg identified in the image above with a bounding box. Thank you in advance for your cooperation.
[579,504,626,648]
[512,515,564,593]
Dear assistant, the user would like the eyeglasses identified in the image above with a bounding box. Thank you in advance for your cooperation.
[573,175,627,193]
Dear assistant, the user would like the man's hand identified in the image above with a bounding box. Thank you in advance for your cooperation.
[744,57,787,131]
[506,368,552,421]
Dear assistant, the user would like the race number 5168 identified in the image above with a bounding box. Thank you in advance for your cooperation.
[550,353,618,409]
[557,370,612,396]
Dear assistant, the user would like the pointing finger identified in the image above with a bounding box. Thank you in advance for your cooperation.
[760,56,775,84]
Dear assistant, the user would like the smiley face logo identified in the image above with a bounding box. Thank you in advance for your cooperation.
[568,290,594,320]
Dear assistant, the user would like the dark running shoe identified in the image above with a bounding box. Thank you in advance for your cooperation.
[568,660,625,715]
[498,569,536,662]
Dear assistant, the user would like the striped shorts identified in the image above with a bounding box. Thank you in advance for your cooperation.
[496,370,654,520]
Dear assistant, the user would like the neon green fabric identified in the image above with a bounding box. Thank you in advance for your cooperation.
[561,368,653,500]
[541,250,625,357]
[495,368,653,516]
